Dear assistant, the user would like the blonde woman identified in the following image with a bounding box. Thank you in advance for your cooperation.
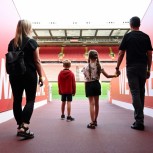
[82,50,118,129]
[8,20,43,138]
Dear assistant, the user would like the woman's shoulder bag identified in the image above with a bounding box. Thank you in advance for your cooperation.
[5,39,30,76]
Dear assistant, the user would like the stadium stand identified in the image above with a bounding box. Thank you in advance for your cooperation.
[39,47,61,61]
[64,46,87,61]
[42,63,116,82]
[40,46,118,82]
[40,46,119,62]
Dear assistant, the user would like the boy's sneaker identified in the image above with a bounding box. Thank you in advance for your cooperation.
[61,115,65,120]
[67,116,75,122]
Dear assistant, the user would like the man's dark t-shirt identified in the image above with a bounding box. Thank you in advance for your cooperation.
[119,31,152,67]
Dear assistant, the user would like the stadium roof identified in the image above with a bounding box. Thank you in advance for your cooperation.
[13,0,151,46]
[32,28,130,46]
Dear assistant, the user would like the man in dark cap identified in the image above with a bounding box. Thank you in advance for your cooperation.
[115,16,153,131]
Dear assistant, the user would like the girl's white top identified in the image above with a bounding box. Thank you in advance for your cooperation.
[82,62,101,82]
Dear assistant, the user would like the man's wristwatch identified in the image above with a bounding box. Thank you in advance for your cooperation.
[115,67,119,70]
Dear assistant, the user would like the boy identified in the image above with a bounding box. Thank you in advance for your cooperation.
[58,59,76,121]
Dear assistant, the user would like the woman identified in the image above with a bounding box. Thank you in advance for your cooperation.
[82,50,117,129]
[8,20,43,138]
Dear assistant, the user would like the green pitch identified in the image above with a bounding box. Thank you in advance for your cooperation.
[50,82,110,100]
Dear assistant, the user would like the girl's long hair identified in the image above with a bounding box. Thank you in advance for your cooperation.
[88,50,101,79]
[14,20,32,48]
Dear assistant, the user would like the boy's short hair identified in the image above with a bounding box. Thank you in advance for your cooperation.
[63,59,71,68]
[130,16,140,27]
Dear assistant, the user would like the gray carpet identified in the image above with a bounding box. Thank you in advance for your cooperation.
[0,100,153,153]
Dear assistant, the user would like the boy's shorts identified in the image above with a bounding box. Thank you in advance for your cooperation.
[61,94,72,102]
[85,80,101,97]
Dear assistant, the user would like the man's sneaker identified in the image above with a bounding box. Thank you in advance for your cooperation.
[131,122,144,131]
[61,115,65,120]
[67,116,75,122]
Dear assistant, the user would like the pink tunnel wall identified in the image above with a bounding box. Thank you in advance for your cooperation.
[0,0,48,112]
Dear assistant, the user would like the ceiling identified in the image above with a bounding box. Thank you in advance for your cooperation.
[13,0,151,46]
[32,28,130,46]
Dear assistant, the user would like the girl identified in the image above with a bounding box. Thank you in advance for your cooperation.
[82,50,118,129]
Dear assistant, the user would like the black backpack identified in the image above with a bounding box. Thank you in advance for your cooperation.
[5,39,30,75]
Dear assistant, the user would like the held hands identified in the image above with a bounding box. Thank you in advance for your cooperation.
[101,68,120,78]
[115,69,121,77]
[38,76,44,87]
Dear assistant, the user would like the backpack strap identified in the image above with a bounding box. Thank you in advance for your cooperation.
[9,38,30,52]
[19,38,30,51]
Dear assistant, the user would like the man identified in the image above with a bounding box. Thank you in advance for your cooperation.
[115,16,152,131]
